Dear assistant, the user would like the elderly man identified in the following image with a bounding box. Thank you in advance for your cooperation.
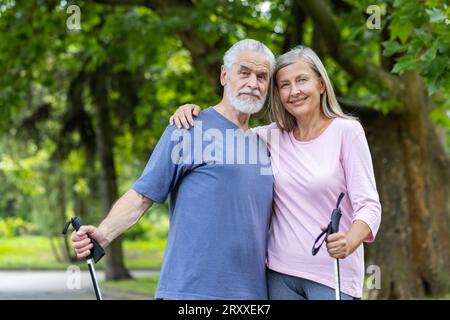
[71,39,275,300]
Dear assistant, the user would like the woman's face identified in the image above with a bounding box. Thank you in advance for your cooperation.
[276,59,324,119]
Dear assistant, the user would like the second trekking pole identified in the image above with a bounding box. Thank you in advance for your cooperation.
[312,192,345,300]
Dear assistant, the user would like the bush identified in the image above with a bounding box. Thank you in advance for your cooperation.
[0,217,36,237]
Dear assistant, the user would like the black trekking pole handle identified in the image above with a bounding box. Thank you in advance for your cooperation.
[330,192,344,234]
[62,217,105,263]
[312,192,345,256]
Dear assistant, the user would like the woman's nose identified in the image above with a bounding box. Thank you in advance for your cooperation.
[290,84,301,97]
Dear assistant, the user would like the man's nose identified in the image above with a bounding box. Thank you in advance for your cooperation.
[246,73,258,89]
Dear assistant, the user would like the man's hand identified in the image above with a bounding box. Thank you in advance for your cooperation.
[169,104,201,129]
[71,225,107,260]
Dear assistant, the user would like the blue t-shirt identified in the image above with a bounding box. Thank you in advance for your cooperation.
[132,107,273,299]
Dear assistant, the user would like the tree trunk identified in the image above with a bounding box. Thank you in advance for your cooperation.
[90,65,131,280]
[364,73,450,299]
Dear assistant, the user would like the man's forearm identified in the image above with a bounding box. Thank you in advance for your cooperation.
[96,189,153,247]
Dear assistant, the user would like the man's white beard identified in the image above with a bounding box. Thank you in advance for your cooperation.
[226,87,266,114]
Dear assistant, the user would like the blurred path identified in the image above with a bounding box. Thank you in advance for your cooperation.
[0,269,157,300]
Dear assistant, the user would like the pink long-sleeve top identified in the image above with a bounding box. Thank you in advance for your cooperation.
[254,117,381,298]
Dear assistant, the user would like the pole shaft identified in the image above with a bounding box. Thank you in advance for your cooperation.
[334,259,341,300]
[87,259,103,300]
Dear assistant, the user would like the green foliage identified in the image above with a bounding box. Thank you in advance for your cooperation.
[0,1,214,232]
[0,236,165,270]
[385,0,449,98]
[0,217,36,238]
[0,0,449,243]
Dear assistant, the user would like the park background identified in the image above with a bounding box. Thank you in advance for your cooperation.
[0,0,448,299]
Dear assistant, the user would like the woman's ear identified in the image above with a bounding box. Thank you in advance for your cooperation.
[319,78,325,94]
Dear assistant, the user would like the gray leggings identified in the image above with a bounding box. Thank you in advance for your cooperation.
[267,268,359,300]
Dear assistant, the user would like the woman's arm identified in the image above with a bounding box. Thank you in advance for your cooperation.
[326,122,381,259]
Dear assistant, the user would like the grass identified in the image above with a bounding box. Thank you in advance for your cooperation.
[102,274,159,297]
[0,235,165,270]
[2,236,449,299]
[0,235,163,297]
[424,292,450,300]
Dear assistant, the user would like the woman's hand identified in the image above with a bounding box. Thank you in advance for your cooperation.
[169,104,202,129]
[321,220,372,259]
[326,232,352,259]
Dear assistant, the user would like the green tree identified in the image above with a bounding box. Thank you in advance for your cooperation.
[91,0,449,298]
[1,0,448,296]
[0,0,215,279]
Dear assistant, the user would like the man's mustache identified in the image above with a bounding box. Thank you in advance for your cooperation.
[237,89,262,100]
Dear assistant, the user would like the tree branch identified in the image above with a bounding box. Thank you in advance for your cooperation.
[91,0,223,94]
[216,12,280,36]
[90,0,193,10]
[282,0,306,52]
[297,0,402,96]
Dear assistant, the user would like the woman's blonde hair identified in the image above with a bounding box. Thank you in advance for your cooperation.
[269,45,357,131]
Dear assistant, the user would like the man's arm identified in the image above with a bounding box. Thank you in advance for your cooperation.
[97,189,153,247]
[71,189,153,259]
[72,122,189,259]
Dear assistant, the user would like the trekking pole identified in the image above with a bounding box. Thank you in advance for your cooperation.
[62,217,105,300]
[312,192,345,300]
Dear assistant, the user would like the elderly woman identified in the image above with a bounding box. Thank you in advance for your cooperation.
[170,46,381,300]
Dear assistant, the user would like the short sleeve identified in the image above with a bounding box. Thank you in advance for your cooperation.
[132,125,193,203]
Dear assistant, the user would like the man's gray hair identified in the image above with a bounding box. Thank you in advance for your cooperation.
[223,39,275,75]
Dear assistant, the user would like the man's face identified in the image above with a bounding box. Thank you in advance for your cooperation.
[221,50,271,114]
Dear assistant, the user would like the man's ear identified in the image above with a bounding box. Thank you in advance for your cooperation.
[220,65,227,86]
